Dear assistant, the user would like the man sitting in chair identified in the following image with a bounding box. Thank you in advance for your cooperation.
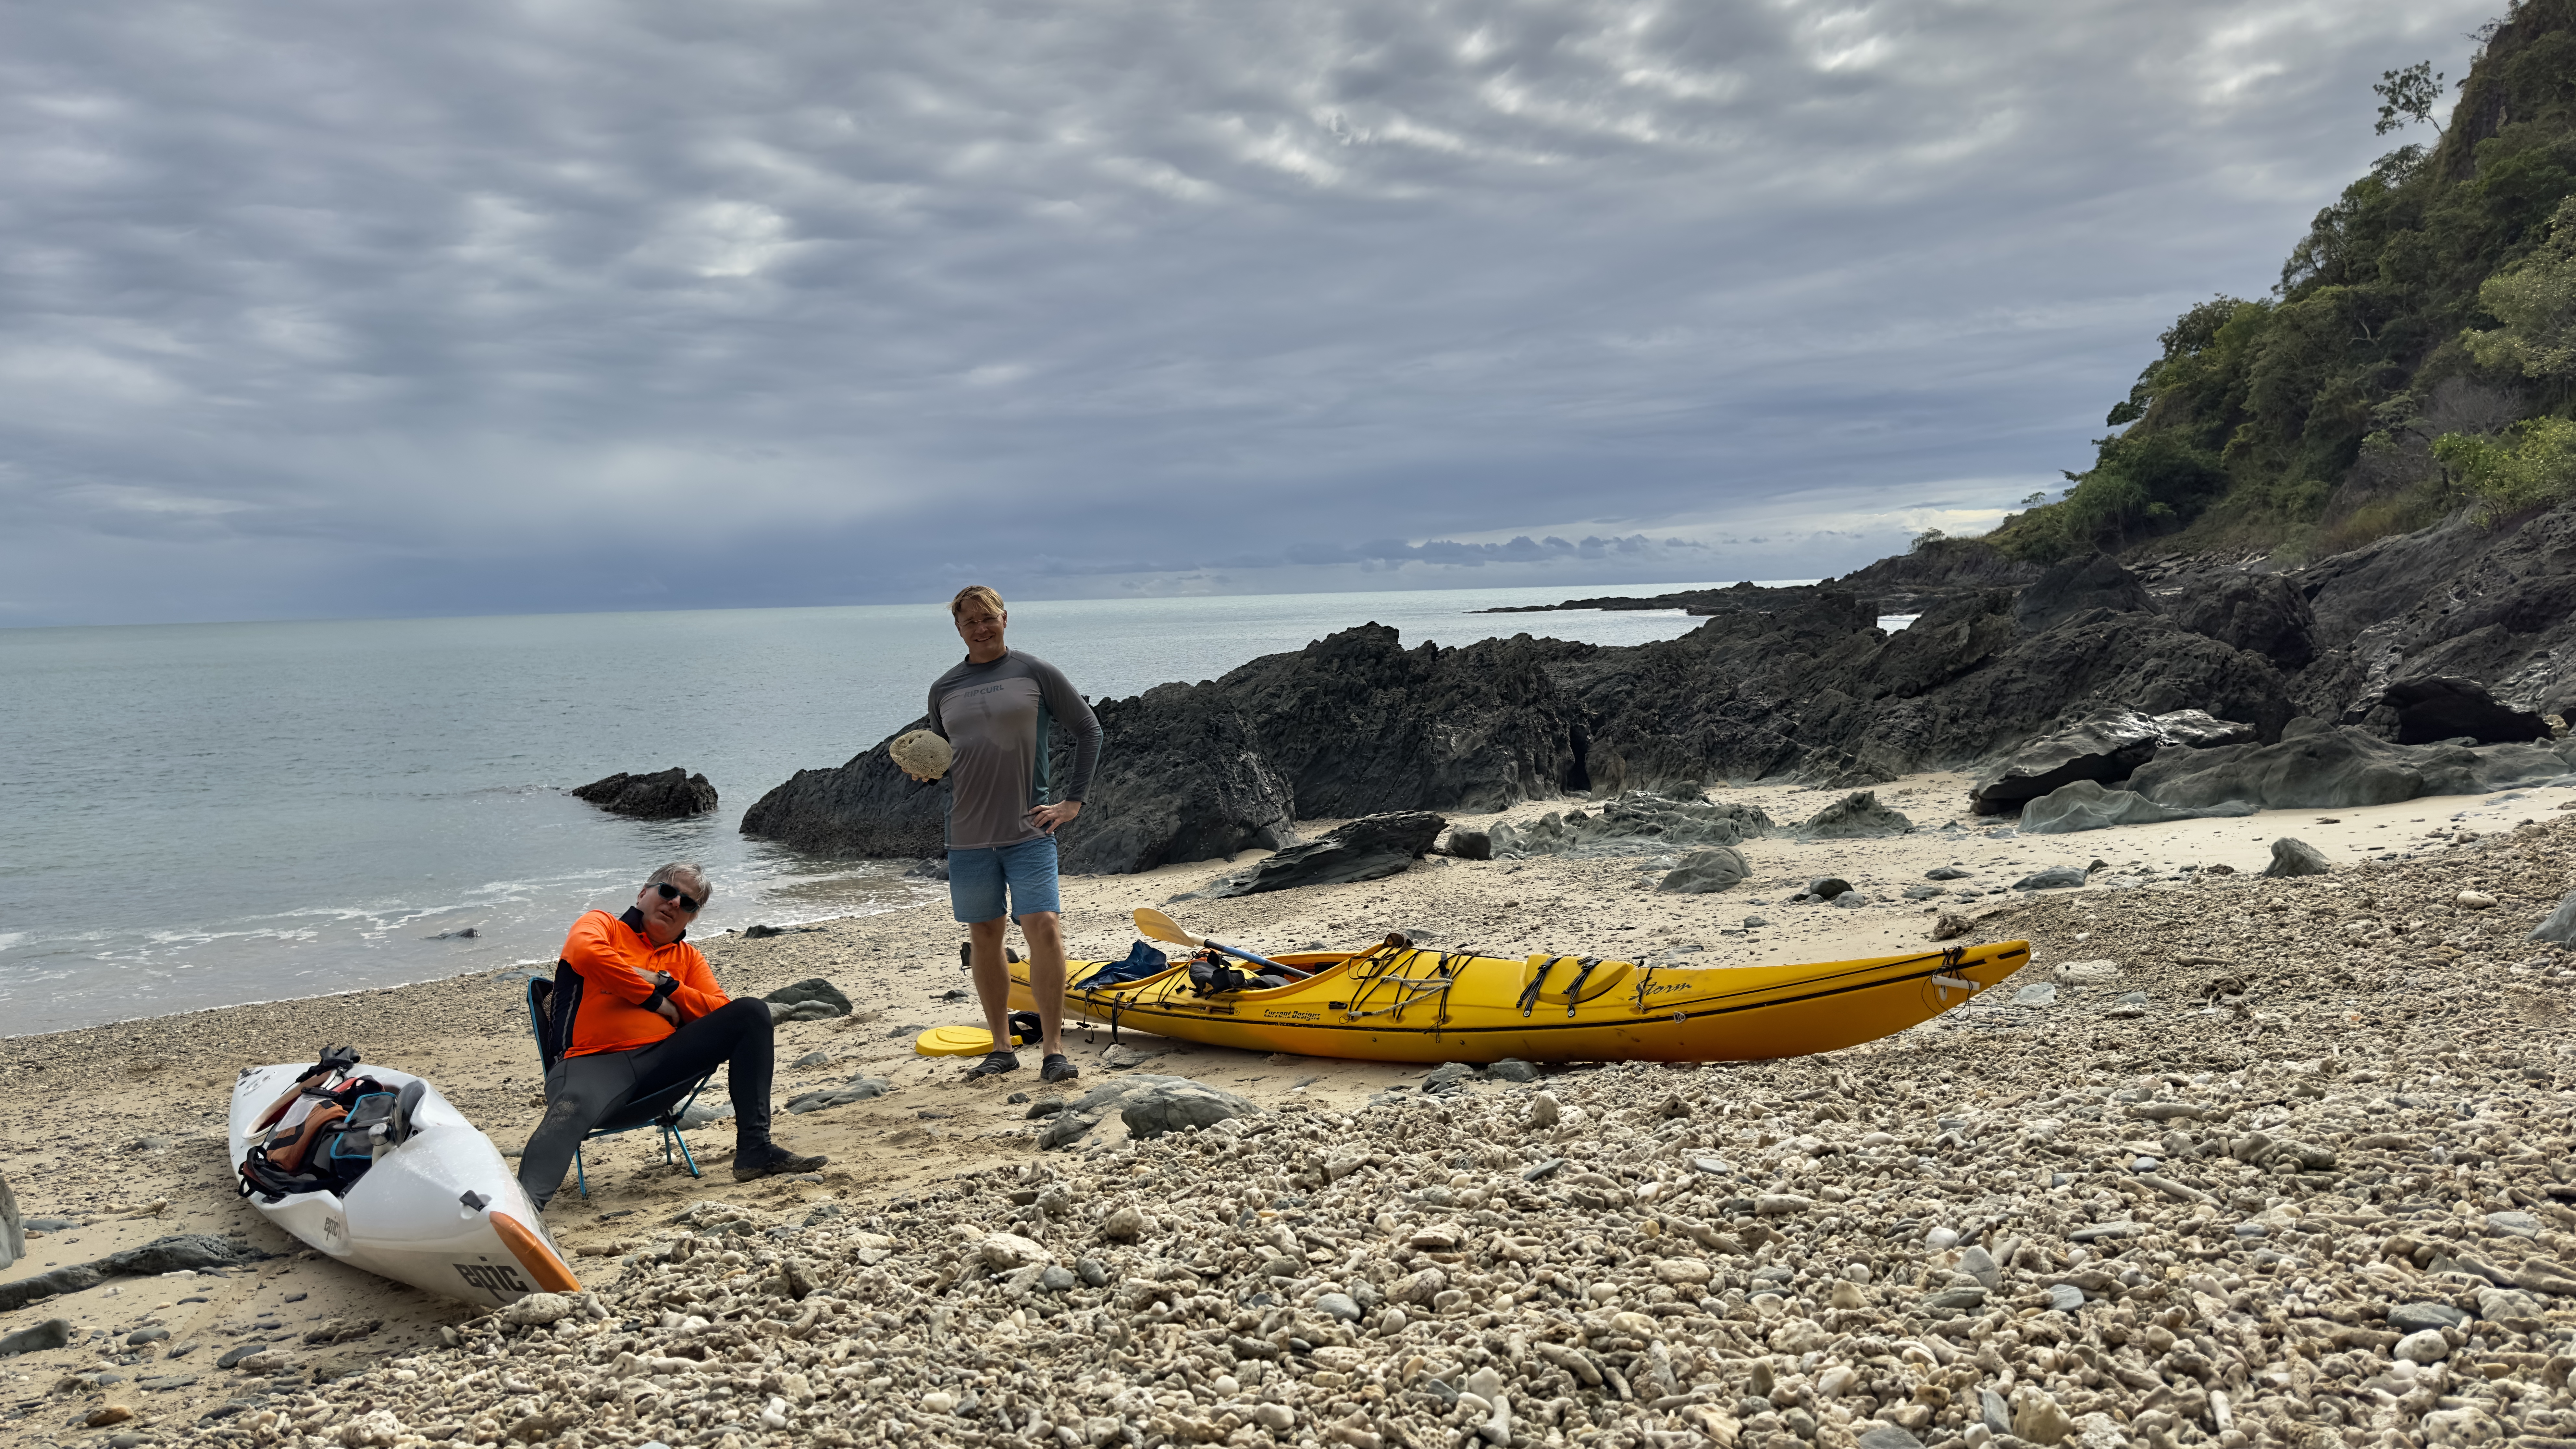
[518,862,825,1208]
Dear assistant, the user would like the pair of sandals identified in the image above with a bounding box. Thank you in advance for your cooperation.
[966,1050,1077,1084]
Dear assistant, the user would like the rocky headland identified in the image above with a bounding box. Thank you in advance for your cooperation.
[742,501,2576,879]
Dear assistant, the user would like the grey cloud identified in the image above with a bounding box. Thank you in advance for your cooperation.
[0,0,2496,623]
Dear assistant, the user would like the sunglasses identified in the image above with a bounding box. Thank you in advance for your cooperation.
[653,882,703,913]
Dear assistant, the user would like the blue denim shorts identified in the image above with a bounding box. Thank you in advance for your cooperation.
[948,835,1061,923]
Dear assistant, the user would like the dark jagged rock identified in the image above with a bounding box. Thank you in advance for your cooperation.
[1443,827,1493,861]
[1571,590,2290,796]
[749,569,2300,873]
[1794,790,1911,839]
[743,689,1296,875]
[1968,707,2256,814]
[2294,505,2576,723]
[1046,683,1296,873]
[2129,722,2574,810]
[739,718,948,861]
[1217,626,1587,815]
[2012,554,2156,634]
[569,767,718,819]
[1195,812,1447,898]
[2378,675,2552,745]
[2166,573,2318,669]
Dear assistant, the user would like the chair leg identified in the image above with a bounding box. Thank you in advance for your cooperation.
[672,1128,701,1179]
[575,1145,589,1199]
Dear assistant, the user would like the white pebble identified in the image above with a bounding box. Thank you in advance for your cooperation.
[2395,1329,2451,1364]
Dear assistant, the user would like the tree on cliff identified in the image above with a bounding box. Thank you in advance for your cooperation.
[1991,1,2576,564]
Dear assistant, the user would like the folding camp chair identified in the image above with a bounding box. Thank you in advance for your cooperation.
[524,973,712,1198]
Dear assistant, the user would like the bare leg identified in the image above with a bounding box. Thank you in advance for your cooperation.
[968,916,1015,1054]
[1018,910,1068,1056]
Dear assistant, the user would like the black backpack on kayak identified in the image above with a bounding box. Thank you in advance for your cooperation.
[237,1047,422,1202]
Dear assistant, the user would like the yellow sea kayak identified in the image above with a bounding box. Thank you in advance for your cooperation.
[1008,935,2030,1065]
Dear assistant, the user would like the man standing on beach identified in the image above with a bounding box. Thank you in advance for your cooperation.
[518,862,826,1207]
[912,585,1103,1084]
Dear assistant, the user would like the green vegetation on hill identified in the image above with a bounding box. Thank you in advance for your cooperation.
[1990,0,2576,563]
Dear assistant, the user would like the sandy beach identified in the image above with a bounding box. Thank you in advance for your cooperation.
[5,770,2576,1446]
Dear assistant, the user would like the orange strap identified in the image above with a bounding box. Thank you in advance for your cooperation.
[270,1104,346,1173]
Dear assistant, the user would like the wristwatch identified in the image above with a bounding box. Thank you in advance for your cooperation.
[644,972,679,1011]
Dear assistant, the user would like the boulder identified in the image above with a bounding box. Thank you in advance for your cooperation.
[1443,827,1493,861]
[1037,1111,1100,1151]
[1119,1081,1262,1140]
[2012,555,2156,635]
[1656,847,1751,895]
[2017,780,2257,835]
[1794,790,1912,839]
[1488,793,1773,858]
[2167,573,2317,669]
[1195,812,1446,898]
[1970,707,2256,814]
[2380,676,2552,745]
[569,768,718,819]
[0,1319,69,1357]
[2129,724,2570,811]
[2261,838,2332,878]
[0,1171,19,1272]
[762,978,851,1017]
[2531,891,2576,947]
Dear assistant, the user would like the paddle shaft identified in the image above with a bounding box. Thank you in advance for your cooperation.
[1203,938,1288,972]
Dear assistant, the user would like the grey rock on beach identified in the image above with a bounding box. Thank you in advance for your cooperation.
[2017,779,2257,835]
[2260,837,2332,878]
[0,1171,19,1271]
[1655,847,1751,895]
[1793,790,1912,839]
[1488,793,1772,859]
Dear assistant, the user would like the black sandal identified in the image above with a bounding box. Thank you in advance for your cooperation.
[1041,1053,1079,1084]
[963,1050,1021,1078]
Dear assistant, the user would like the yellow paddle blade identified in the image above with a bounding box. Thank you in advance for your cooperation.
[1132,907,1202,948]
[913,1025,1030,1056]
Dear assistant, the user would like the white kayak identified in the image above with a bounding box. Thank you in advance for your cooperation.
[228,1051,580,1308]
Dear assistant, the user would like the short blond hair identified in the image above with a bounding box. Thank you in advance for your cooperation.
[950,585,1006,619]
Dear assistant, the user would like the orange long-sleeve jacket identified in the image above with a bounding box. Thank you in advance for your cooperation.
[559,908,731,1058]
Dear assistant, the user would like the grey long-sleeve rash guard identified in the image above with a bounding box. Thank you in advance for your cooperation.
[925,649,1104,851]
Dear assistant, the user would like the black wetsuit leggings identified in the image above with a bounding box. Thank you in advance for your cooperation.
[517,997,774,1207]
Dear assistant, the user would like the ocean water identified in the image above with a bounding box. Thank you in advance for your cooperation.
[0,584,1785,1036]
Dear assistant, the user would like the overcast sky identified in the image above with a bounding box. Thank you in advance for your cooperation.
[1,0,2493,625]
